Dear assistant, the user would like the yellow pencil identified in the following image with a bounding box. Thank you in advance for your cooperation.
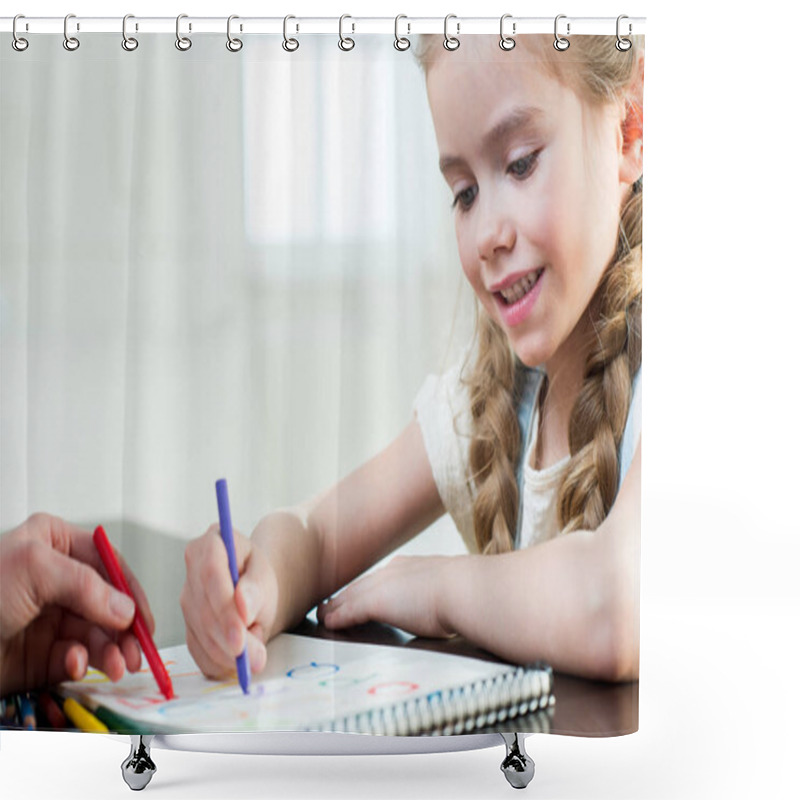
[63,697,109,733]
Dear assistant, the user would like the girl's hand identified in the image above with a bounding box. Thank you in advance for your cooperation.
[181,525,272,680]
[317,555,456,640]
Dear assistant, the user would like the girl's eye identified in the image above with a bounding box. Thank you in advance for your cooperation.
[452,184,478,212]
[508,151,539,179]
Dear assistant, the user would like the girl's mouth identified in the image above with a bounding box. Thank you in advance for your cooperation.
[493,268,544,327]
[496,268,544,305]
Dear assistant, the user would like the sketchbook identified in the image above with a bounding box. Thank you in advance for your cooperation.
[58,634,555,735]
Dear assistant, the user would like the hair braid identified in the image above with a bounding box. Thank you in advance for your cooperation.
[558,190,642,533]
[465,314,520,554]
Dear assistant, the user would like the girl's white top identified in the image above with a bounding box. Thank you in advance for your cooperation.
[413,359,641,554]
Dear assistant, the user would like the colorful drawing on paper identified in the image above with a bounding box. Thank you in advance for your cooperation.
[58,633,507,734]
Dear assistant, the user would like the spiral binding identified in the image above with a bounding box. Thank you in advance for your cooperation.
[317,662,555,737]
[7,14,639,54]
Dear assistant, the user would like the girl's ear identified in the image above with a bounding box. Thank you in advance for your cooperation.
[619,51,644,186]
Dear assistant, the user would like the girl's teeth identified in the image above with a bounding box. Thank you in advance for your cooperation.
[500,270,540,304]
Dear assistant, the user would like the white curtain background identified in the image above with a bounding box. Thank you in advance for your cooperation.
[0,33,473,557]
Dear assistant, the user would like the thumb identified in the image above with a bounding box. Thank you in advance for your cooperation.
[234,574,262,629]
[29,543,135,630]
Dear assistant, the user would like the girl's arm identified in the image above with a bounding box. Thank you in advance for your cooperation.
[322,441,641,682]
[252,419,446,636]
[182,419,445,678]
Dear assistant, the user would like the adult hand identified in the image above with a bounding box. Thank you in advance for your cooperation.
[0,513,155,695]
[181,524,270,680]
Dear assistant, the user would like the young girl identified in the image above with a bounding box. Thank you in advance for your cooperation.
[181,34,643,682]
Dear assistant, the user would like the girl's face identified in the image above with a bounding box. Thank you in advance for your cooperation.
[426,46,638,371]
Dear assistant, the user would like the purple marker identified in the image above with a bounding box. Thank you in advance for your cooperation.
[215,478,251,695]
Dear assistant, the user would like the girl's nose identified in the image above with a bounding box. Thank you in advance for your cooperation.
[476,203,516,262]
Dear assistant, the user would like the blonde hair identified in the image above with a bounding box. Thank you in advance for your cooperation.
[418,35,643,553]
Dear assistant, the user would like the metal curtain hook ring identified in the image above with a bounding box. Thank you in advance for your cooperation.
[226,15,243,52]
[12,14,29,52]
[616,15,632,51]
[443,14,460,51]
[282,15,299,52]
[176,13,192,51]
[338,15,355,51]
[63,13,80,51]
[122,14,139,51]
[394,14,410,51]
[553,14,570,51]
[499,14,516,51]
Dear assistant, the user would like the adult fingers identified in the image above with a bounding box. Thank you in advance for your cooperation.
[58,523,156,635]
[59,611,144,677]
[25,541,135,632]
[59,615,128,681]
[119,631,143,674]
[47,639,90,685]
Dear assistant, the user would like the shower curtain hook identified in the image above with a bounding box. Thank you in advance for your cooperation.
[338,15,355,51]
[443,14,460,51]
[122,14,139,51]
[12,14,29,52]
[226,15,243,52]
[499,14,516,51]
[616,15,633,51]
[282,15,299,52]
[553,14,570,51]
[63,13,80,51]
[176,13,192,51]
[394,14,410,51]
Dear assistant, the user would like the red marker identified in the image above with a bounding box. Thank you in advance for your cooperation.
[92,525,174,700]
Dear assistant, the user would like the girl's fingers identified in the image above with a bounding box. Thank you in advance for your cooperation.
[185,624,236,681]
[197,524,252,574]
[319,572,387,630]
[183,530,237,654]
[202,529,253,656]
[316,597,333,623]
[234,573,264,629]
[317,572,382,629]
[235,547,279,635]
[244,629,267,675]
[181,582,235,673]
[319,591,361,629]
[184,608,267,680]
[200,568,247,659]
[182,523,272,677]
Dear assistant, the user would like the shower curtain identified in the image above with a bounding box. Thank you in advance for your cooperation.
[1,21,641,740]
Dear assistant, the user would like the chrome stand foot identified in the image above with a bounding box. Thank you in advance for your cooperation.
[500,733,535,789]
[122,735,156,791]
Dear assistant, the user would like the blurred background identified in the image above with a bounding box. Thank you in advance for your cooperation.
[0,34,473,554]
